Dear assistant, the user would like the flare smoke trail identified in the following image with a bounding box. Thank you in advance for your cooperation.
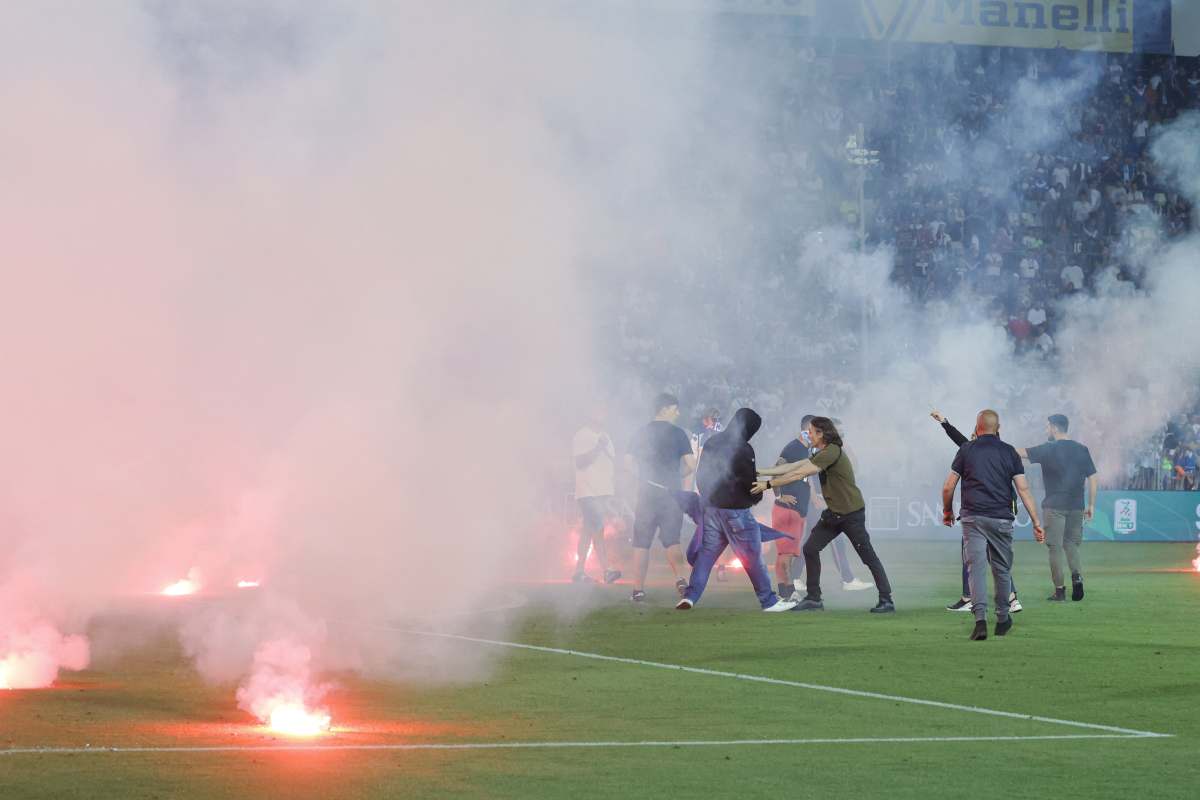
[1,2,1197,704]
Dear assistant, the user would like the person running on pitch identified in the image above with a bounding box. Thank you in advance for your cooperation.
[941,410,1044,641]
[754,416,895,613]
[1016,414,1098,602]
[931,411,1022,614]
[676,408,796,612]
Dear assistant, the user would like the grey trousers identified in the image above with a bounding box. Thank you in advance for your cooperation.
[961,515,1013,623]
[1044,508,1084,587]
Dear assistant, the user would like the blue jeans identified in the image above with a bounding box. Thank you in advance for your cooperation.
[685,507,779,609]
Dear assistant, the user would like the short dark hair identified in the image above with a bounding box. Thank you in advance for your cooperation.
[808,416,843,448]
[653,393,679,415]
[1048,414,1069,433]
[800,414,815,427]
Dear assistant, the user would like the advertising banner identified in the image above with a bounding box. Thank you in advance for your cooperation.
[868,490,1199,541]
[845,0,1135,52]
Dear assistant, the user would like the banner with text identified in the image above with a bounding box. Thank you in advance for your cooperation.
[867,490,1199,541]
[841,0,1135,52]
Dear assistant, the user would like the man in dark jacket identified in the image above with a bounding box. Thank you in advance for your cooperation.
[676,408,797,612]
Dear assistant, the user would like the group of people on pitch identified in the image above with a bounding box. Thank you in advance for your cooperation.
[574,394,1097,636]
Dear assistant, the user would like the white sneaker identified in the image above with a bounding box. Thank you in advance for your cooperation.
[1009,597,1023,613]
[842,579,873,591]
[675,598,694,610]
[763,598,798,612]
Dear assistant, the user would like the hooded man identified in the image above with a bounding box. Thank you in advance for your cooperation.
[675,408,797,612]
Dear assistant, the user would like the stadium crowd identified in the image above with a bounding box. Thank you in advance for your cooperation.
[609,38,1198,487]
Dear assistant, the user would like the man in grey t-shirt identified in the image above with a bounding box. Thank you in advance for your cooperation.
[1017,414,1098,602]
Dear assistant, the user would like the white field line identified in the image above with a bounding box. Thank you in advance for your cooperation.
[365,625,1172,739]
[0,734,1158,756]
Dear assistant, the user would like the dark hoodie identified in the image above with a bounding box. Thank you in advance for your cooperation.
[696,408,761,510]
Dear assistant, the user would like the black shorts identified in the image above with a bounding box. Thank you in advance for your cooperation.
[632,486,683,549]
[577,496,612,534]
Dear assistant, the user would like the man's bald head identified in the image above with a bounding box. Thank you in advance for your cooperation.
[975,409,1000,436]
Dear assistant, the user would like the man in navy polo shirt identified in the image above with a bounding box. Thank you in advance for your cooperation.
[941,410,1045,641]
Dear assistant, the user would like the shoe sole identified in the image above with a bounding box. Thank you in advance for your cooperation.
[791,606,824,612]
[870,608,896,614]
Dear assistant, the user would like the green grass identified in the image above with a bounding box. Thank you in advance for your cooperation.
[1,542,1197,799]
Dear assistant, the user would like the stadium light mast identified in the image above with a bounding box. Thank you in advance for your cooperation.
[844,122,880,385]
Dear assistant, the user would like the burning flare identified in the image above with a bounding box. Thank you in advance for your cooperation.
[161,568,201,596]
[236,580,261,589]
[268,702,332,736]
[237,639,331,736]
[0,623,89,690]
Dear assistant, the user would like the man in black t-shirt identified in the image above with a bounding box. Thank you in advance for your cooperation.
[1017,414,1098,601]
[625,393,696,603]
[931,410,1021,615]
[942,410,1044,641]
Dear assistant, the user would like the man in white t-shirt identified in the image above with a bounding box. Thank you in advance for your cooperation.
[572,403,621,584]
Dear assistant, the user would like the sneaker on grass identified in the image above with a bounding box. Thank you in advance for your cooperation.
[842,578,873,591]
[675,598,694,610]
[869,598,895,614]
[763,598,798,612]
[630,590,646,603]
[791,597,824,611]
[946,597,973,611]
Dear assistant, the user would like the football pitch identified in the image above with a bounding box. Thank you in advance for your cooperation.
[2,541,1197,799]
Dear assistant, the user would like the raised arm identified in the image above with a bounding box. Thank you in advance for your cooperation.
[1013,475,1045,542]
[931,411,969,447]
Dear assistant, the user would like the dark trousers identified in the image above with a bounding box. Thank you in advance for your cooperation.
[803,508,892,600]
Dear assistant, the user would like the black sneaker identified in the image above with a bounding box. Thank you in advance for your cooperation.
[603,569,622,584]
[675,578,688,598]
[1047,587,1066,602]
[870,598,896,614]
[791,597,825,611]
[969,620,988,641]
[995,617,1013,637]
[777,582,795,600]
[630,590,646,603]
[1071,575,1085,601]
[946,597,972,612]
